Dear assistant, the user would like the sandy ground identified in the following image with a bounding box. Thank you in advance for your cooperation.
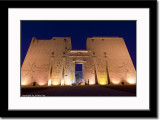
[21,85,136,96]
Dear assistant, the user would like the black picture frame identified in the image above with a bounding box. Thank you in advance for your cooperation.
[3,0,157,118]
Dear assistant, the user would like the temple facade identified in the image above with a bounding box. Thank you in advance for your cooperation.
[21,37,136,86]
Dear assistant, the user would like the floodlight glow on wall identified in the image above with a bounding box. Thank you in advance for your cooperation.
[48,79,51,86]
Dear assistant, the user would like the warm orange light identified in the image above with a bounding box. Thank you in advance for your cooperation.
[70,72,74,82]
[48,79,51,86]
[89,82,95,85]
[21,81,27,85]
[127,78,136,84]
[38,83,46,85]
[98,77,107,85]
[61,80,64,85]
[65,81,72,85]
[53,82,59,85]
[21,77,29,85]
[112,80,120,84]
[99,82,106,85]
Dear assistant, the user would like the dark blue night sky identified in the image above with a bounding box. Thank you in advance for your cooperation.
[21,21,136,70]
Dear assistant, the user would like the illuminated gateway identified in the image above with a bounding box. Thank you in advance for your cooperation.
[21,37,136,86]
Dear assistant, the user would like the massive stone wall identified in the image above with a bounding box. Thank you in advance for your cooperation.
[86,37,136,85]
[21,37,136,86]
[21,37,72,86]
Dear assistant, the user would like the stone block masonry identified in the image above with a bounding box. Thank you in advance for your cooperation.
[21,37,136,86]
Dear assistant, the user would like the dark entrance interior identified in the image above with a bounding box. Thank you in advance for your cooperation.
[75,64,83,84]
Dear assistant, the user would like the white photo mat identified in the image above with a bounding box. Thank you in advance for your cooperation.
[8,8,149,110]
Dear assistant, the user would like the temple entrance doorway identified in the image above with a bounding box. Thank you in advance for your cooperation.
[75,64,83,85]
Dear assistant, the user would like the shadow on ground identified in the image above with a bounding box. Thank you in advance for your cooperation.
[21,85,136,97]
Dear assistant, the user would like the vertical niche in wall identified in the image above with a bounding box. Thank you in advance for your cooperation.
[94,65,98,84]
[61,66,65,85]
[106,61,110,85]
[50,66,52,78]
